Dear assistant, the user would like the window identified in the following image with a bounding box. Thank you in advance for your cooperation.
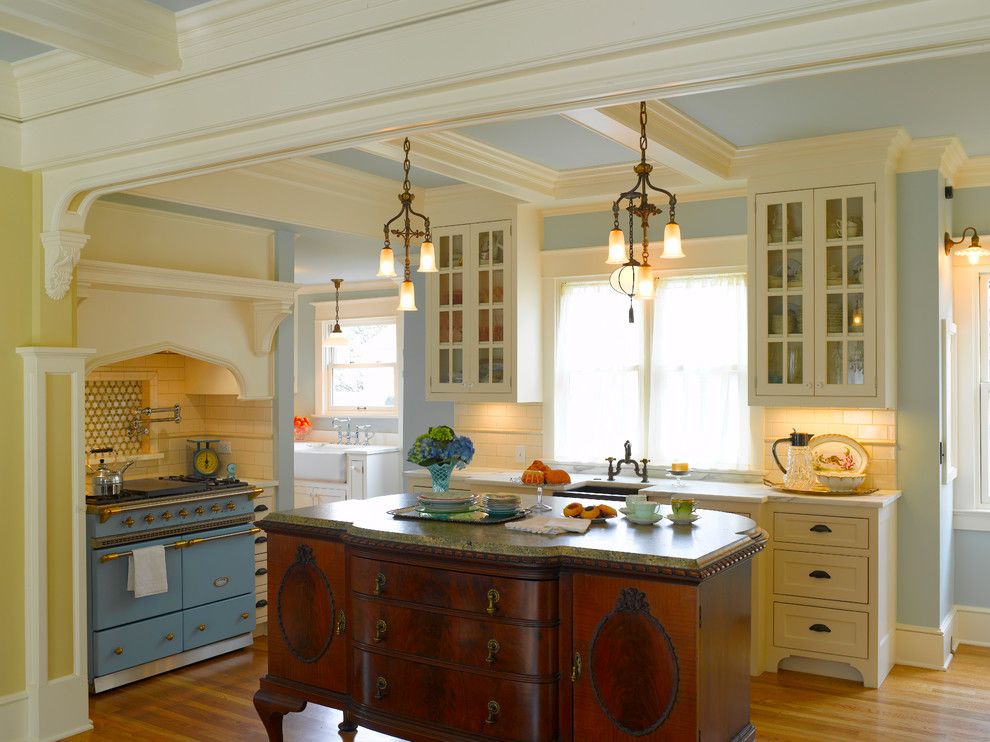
[320,318,398,415]
[979,275,990,503]
[553,273,751,470]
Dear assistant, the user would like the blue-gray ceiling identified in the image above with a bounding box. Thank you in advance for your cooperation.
[313,149,461,188]
[668,52,990,156]
[457,115,635,170]
[0,30,52,62]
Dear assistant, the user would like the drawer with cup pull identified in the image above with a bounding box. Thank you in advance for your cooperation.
[773,512,869,549]
[93,612,183,677]
[183,593,256,651]
[773,602,868,659]
[350,556,556,622]
[351,596,556,677]
[773,550,869,604]
[353,649,556,741]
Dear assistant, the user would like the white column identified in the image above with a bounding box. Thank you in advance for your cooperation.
[17,347,95,742]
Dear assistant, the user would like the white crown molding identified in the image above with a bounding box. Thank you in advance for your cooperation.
[898,136,968,178]
[0,59,19,120]
[955,156,990,189]
[0,0,179,76]
[297,278,398,296]
[91,198,275,236]
[540,184,748,218]
[245,157,403,203]
[40,229,89,300]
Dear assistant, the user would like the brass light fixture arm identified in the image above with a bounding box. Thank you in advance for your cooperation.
[382,138,432,282]
[944,226,980,255]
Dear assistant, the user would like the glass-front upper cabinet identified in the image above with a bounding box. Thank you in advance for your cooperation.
[755,190,814,396]
[473,223,510,393]
[434,227,466,390]
[814,184,876,397]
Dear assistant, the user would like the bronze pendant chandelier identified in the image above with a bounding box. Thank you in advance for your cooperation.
[606,101,683,322]
[377,138,436,311]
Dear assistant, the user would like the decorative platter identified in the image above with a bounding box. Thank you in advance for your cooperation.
[389,505,528,525]
[809,434,869,475]
[762,478,878,497]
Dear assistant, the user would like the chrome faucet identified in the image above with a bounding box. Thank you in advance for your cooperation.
[356,424,374,445]
[606,440,650,483]
[331,417,351,445]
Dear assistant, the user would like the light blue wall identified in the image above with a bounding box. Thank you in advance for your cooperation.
[953,186,990,235]
[543,197,747,250]
[273,231,295,510]
[896,170,953,628]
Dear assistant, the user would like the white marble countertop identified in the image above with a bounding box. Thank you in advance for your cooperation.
[296,442,400,454]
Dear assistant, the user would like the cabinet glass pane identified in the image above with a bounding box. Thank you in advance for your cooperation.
[827,341,843,385]
[439,273,449,306]
[492,230,504,264]
[478,309,489,342]
[767,204,783,244]
[768,296,783,335]
[478,232,490,265]
[786,202,803,243]
[452,272,463,305]
[847,245,864,286]
[786,250,802,288]
[847,341,865,385]
[492,347,504,383]
[493,308,503,342]
[826,294,843,334]
[825,198,842,239]
[787,296,803,335]
[767,342,783,384]
[847,293,864,334]
[479,347,489,383]
[768,250,783,289]
[439,311,449,343]
[478,271,490,303]
[452,310,463,343]
[493,270,504,303]
[846,197,864,239]
[452,235,463,268]
[452,349,463,384]
[787,343,803,384]
[439,236,450,269]
[826,245,843,286]
[439,349,449,383]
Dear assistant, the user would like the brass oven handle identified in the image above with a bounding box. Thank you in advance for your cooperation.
[484,700,500,725]
[373,572,386,596]
[485,638,500,664]
[99,527,261,562]
[101,507,125,524]
[335,610,346,636]
[486,587,500,615]
[374,676,388,700]
[374,619,387,643]
[571,651,582,682]
[248,487,265,500]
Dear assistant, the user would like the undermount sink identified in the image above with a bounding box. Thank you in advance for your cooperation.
[560,482,648,498]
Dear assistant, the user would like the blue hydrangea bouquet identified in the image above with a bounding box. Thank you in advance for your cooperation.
[407,425,475,493]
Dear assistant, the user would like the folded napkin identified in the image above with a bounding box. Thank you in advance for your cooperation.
[505,516,591,535]
[126,545,168,598]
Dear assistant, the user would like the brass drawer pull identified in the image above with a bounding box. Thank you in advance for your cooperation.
[375,676,388,700]
[335,609,346,636]
[486,587,500,615]
[241,612,250,619]
[226,502,236,510]
[484,700,500,725]
[165,633,174,641]
[374,619,387,643]
[373,572,386,596]
[485,638,500,664]
[809,570,832,580]
[809,623,832,633]
[571,650,582,682]
[161,511,173,521]
[809,524,832,533]
[113,647,123,655]
[198,624,207,632]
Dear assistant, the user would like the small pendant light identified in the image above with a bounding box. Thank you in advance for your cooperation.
[324,278,350,347]
[377,246,397,277]
[398,278,417,311]
[418,238,437,273]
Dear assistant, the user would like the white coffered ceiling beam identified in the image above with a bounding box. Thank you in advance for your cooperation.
[565,101,735,185]
[0,0,180,75]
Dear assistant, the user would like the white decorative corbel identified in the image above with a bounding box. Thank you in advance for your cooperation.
[41,230,90,300]
[253,299,293,354]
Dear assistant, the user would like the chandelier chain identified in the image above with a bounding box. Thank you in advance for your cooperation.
[402,138,412,194]
[639,101,648,162]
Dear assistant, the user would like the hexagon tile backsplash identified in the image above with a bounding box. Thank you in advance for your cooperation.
[84,379,144,455]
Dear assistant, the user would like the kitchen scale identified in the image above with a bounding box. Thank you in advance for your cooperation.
[188,438,222,478]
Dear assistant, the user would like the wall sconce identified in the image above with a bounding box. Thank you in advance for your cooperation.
[945,227,990,265]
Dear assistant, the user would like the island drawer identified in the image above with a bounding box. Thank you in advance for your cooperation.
[351,556,556,621]
[352,596,556,677]
[353,649,556,741]
[773,549,869,604]
[773,602,868,659]
[773,512,869,549]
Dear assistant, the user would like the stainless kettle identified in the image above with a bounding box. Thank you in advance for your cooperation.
[88,447,135,497]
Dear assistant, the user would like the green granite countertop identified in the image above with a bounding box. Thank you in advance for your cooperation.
[261,494,765,573]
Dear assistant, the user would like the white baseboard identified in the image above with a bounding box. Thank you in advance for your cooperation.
[0,676,94,742]
[0,692,27,742]
[895,610,955,670]
[953,605,990,649]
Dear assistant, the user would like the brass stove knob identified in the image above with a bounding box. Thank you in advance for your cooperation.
[123,517,135,528]
[195,507,205,515]
[143,514,155,524]
[225,502,236,511]
[210,504,221,513]
[178,509,189,518]
[197,624,206,632]
[161,511,173,521]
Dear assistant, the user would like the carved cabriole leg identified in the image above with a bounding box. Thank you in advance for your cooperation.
[253,689,306,742]
[338,710,359,737]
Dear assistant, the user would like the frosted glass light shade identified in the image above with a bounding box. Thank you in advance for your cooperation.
[636,264,656,299]
[660,222,684,259]
[377,246,397,277]
[960,245,990,265]
[418,240,437,272]
[606,228,627,264]
[398,279,417,311]
[323,324,350,346]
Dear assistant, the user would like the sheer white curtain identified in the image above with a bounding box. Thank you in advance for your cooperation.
[648,273,751,470]
[555,282,645,462]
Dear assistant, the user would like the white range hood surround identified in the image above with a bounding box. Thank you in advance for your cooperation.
[77,259,297,399]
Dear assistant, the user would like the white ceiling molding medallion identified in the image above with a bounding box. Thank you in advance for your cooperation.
[253,300,294,355]
[897,136,968,179]
[40,229,89,300]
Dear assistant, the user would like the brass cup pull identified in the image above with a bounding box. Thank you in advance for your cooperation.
[165,633,174,641]
[113,647,123,655]
[335,609,346,636]
[374,619,388,643]
[374,676,388,700]
[486,587,500,615]
[198,624,206,632]
[373,572,386,596]
[571,650,582,682]
[240,612,250,619]
[485,638,500,664]
[484,700,500,725]
[144,514,155,523]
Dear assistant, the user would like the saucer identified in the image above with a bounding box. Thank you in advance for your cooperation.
[666,513,700,525]
[619,507,663,525]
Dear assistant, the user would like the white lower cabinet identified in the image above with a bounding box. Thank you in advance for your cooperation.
[252,486,275,629]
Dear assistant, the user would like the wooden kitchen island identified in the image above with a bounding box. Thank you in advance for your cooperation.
[253,495,767,742]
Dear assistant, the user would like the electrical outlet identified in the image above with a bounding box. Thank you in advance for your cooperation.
[515,445,526,464]
[215,440,232,454]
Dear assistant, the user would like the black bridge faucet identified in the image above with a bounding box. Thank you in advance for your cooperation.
[607,440,650,483]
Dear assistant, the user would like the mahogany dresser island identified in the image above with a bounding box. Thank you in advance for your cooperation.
[253,495,767,742]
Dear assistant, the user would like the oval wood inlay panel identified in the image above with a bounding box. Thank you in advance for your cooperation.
[589,587,678,736]
[276,544,336,663]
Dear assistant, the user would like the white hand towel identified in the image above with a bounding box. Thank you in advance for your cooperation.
[505,516,591,536]
[126,545,168,598]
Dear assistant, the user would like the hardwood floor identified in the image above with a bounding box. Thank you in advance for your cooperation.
[69,638,990,741]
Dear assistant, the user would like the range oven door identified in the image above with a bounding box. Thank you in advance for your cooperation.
[181,523,257,608]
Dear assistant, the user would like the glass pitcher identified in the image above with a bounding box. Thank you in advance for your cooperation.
[771,430,815,489]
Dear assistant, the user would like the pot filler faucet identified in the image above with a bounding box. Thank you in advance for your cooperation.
[606,440,650,483]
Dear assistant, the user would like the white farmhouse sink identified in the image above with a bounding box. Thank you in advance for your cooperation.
[294,442,349,481]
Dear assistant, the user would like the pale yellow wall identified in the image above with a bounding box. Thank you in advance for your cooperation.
[84,200,274,280]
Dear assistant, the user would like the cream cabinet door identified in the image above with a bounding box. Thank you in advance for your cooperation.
[427,225,469,395]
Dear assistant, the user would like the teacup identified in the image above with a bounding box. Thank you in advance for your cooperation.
[625,493,647,509]
[628,500,658,518]
[670,498,697,520]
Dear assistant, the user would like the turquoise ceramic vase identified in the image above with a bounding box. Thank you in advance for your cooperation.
[426,461,456,494]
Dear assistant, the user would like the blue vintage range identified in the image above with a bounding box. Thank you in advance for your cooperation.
[86,476,267,692]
